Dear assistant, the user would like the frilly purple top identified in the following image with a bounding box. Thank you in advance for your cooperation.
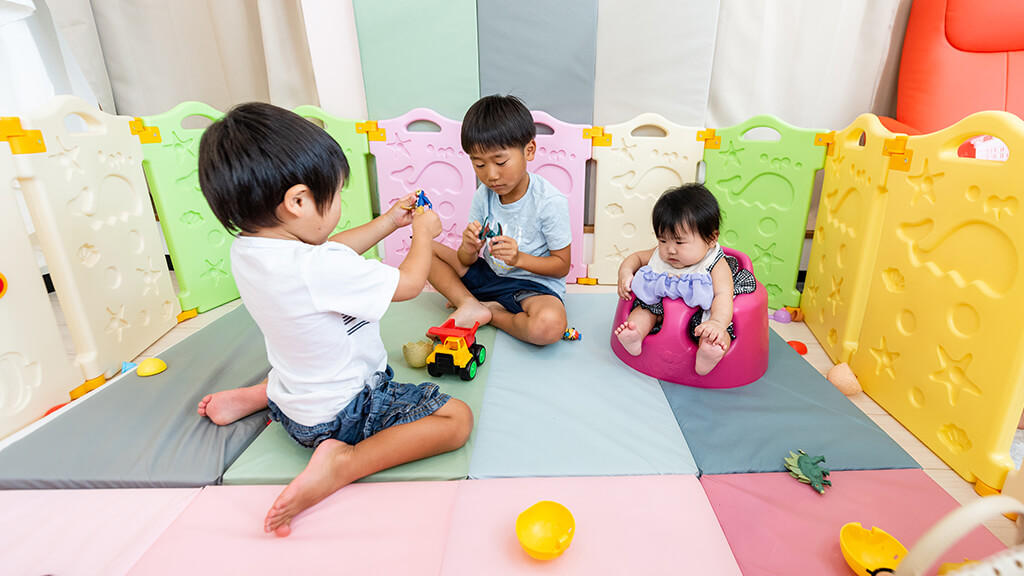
[631,266,715,310]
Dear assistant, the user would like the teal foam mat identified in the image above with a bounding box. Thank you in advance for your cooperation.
[0,305,270,488]
[468,293,699,479]
[662,331,919,475]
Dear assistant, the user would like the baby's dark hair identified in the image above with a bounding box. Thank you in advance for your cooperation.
[198,102,349,234]
[461,94,536,155]
[652,183,721,243]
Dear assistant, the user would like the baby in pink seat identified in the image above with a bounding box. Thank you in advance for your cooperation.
[614,184,756,375]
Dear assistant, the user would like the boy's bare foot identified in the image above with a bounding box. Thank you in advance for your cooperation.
[438,301,492,334]
[614,321,643,356]
[265,439,356,537]
[695,339,727,375]
[197,382,268,426]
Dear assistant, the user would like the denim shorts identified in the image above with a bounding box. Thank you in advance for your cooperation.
[267,365,452,449]
[461,259,562,314]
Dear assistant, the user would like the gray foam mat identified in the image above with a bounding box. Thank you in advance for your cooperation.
[661,331,920,475]
[0,305,270,488]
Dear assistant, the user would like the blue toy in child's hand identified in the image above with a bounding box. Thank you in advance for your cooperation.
[478,217,503,240]
[415,190,433,210]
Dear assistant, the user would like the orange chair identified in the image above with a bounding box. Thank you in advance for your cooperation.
[879,0,1024,135]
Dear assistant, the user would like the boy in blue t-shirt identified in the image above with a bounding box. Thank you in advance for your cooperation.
[428,95,572,346]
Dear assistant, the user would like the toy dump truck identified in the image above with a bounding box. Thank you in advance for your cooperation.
[426,319,486,380]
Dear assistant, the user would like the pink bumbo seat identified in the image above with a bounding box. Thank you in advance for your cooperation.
[610,247,769,388]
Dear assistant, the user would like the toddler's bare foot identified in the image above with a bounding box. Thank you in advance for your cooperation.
[197,380,268,426]
[615,321,643,356]
[432,301,492,336]
[265,439,356,537]
[695,340,727,375]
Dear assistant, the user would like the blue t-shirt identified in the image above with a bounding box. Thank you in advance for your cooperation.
[468,172,572,297]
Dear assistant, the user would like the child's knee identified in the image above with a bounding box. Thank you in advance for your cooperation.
[444,398,473,444]
[526,308,568,346]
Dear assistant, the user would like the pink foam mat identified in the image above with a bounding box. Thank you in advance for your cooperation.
[701,469,1007,575]
[0,488,199,576]
[128,482,459,575]
[440,475,742,575]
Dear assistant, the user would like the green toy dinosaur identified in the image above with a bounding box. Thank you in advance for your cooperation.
[784,450,832,494]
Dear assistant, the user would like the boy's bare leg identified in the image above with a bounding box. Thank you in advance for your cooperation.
[427,242,491,328]
[197,378,268,425]
[265,398,473,537]
[614,307,659,356]
[483,294,566,346]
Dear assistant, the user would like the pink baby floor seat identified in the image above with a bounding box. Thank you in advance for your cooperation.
[610,247,769,388]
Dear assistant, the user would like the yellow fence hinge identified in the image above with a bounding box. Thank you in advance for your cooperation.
[356,121,386,142]
[814,131,836,156]
[883,136,913,171]
[697,128,721,150]
[129,117,162,144]
[0,117,45,154]
[583,126,612,146]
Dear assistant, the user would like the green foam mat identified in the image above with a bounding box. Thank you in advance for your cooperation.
[141,102,236,313]
[223,292,495,484]
[353,0,479,120]
[702,115,827,308]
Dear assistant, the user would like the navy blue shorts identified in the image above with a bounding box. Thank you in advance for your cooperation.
[461,260,562,314]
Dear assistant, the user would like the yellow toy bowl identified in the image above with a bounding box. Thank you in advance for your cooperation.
[515,501,575,560]
[840,522,908,575]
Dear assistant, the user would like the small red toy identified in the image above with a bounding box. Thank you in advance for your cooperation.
[787,340,808,355]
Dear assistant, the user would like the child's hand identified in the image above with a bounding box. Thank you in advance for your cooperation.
[617,270,634,300]
[694,320,728,349]
[411,209,442,239]
[461,221,484,253]
[387,192,419,229]
[488,235,519,266]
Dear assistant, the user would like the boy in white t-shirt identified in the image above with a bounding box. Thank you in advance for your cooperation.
[194,103,472,537]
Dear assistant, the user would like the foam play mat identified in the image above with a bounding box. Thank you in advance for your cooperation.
[0,305,270,489]
[128,482,459,575]
[440,475,742,574]
[468,293,698,479]
[0,488,199,575]
[660,330,919,475]
[701,469,1006,574]
[223,293,495,484]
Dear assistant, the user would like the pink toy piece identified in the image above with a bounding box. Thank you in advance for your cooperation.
[610,247,769,388]
[370,108,477,268]
[528,111,592,283]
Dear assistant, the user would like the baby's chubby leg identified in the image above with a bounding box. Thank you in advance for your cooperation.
[264,398,472,537]
[615,306,658,356]
[197,378,268,426]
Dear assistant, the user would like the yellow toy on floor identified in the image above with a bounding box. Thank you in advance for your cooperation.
[515,501,575,560]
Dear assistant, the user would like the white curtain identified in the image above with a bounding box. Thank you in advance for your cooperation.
[46,0,319,117]
[706,0,913,130]
[300,0,367,119]
[0,0,98,115]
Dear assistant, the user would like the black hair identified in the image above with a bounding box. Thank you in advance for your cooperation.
[460,94,536,155]
[652,183,721,243]
[198,102,349,234]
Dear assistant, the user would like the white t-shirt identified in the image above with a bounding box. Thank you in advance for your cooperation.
[231,236,400,427]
